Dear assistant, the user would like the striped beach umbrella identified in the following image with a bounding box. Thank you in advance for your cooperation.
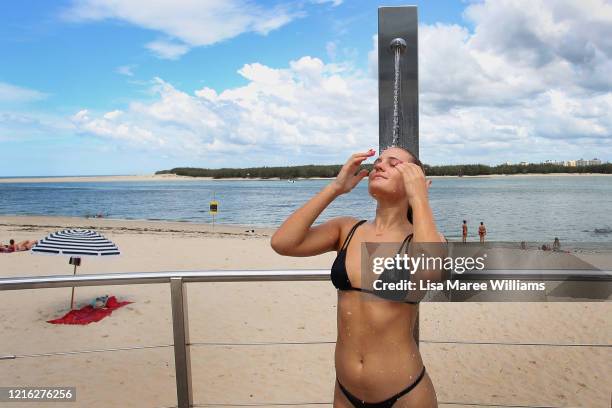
[32,229,120,256]
[31,229,120,309]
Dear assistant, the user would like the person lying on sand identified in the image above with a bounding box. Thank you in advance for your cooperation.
[16,240,37,250]
[1,239,38,252]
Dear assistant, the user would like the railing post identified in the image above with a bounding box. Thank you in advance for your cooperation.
[170,277,193,408]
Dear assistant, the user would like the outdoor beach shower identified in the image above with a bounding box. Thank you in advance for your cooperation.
[378,6,419,158]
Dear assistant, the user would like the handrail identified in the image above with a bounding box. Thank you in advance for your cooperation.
[1,269,610,291]
[0,269,331,290]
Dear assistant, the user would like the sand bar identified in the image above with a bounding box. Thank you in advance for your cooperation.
[0,172,611,183]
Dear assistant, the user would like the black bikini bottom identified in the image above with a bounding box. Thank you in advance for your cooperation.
[337,366,426,408]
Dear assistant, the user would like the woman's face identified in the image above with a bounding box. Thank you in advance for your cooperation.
[367,147,415,198]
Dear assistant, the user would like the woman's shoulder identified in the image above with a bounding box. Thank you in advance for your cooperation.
[328,217,366,245]
[334,216,366,231]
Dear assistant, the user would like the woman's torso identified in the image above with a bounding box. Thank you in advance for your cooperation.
[332,218,424,400]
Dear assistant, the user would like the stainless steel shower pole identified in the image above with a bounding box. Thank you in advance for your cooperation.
[378,6,419,158]
[378,6,420,347]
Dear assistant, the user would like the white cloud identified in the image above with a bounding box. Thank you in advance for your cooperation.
[312,0,343,6]
[69,0,612,165]
[0,82,47,103]
[145,40,190,60]
[72,59,377,161]
[72,109,160,145]
[63,0,303,59]
[415,0,612,163]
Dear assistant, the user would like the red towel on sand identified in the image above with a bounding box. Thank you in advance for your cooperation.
[47,296,133,325]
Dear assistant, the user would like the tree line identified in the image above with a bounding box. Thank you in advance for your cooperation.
[156,162,612,178]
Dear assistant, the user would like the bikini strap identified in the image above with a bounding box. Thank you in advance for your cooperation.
[339,219,367,251]
[398,232,413,254]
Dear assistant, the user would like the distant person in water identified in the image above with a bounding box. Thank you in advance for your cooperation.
[553,237,560,251]
[462,220,468,243]
[478,222,487,243]
[520,241,527,250]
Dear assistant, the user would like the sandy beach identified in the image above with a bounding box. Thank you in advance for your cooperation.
[0,172,611,184]
[0,216,610,408]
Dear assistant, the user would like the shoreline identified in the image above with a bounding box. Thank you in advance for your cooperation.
[0,172,611,183]
[0,215,277,238]
[2,214,610,247]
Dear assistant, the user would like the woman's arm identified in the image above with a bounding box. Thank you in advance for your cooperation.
[394,163,444,244]
[270,150,374,257]
[394,163,447,292]
[270,183,344,257]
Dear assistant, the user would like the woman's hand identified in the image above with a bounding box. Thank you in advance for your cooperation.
[330,149,375,195]
[394,162,431,203]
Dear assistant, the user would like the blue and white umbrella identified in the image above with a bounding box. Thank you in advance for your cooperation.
[32,229,120,256]
[31,229,120,309]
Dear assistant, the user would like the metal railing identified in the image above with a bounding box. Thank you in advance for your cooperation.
[1,269,610,408]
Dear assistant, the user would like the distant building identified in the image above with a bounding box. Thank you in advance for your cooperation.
[576,158,586,166]
[565,158,602,166]
[543,160,564,165]
[504,159,603,167]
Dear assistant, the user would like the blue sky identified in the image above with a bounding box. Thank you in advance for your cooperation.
[1,0,611,176]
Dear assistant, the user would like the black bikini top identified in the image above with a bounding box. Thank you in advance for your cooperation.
[331,219,418,304]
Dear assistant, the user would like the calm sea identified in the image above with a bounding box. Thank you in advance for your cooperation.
[0,176,611,242]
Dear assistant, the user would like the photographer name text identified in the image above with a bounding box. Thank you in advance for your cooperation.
[374,279,546,291]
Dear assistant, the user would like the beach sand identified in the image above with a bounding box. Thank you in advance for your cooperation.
[0,216,610,408]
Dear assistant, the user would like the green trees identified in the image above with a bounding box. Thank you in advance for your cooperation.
[156,163,611,178]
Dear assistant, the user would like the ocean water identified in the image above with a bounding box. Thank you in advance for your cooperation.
[0,176,611,242]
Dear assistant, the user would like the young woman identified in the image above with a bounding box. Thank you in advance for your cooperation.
[271,146,445,407]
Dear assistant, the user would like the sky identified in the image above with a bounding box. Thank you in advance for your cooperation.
[0,0,611,176]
